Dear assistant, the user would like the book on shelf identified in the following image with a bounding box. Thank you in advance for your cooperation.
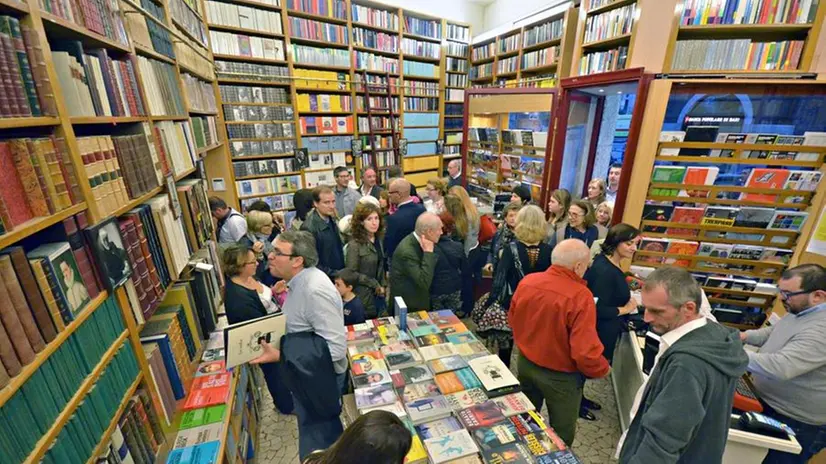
[523,17,563,47]
[287,0,347,20]
[666,206,705,237]
[356,51,399,73]
[170,0,207,46]
[291,43,349,67]
[650,166,686,196]
[138,55,186,117]
[402,37,440,59]
[210,30,286,61]
[351,4,399,30]
[671,39,803,72]
[353,27,398,52]
[741,168,791,203]
[583,3,635,43]
[0,17,56,118]
[289,16,347,44]
[404,15,441,39]
[42,0,130,45]
[207,0,283,34]
[579,46,628,75]
[141,313,193,400]
[680,0,818,26]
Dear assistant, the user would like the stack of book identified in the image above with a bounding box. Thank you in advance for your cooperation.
[0,16,56,118]
[229,139,298,159]
[289,17,347,44]
[191,116,219,149]
[226,121,294,139]
[405,97,438,111]
[154,120,197,176]
[470,63,493,80]
[345,310,584,464]
[355,73,399,94]
[523,46,559,70]
[137,56,186,117]
[583,3,636,43]
[446,57,468,73]
[287,0,347,20]
[207,0,283,34]
[496,56,518,75]
[407,80,439,97]
[209,31,285,60]
[90,388,166,464]
[447,42,468,57]
[353,27,398,52]
[44,0,129,46]
[523,17,563,47]
[447,73,468,87]
[219,84,291,105]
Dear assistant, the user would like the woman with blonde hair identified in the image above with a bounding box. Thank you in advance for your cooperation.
[447,186,480,254]
[587,178,607,207]
[425,177,449,214]
[239,210,275,280]
[475,205,551,367]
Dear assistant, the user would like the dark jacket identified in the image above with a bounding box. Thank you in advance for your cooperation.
[620,322,748,464]
[584,253,630,363]
[487,241,551,309]
[280,331,342,419]
[389,233,438,312]
[384,201,426,261]
[224,278,267,324]
[447,175,461,189]
[549,224,602,249]
[344,238,386,318]
[300,210,344,277]
[487,226,516,269]
[431,236,467,296]
[360,184,383,199]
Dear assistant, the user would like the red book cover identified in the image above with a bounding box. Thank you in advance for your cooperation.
[9,139,49,217]
[665,206,705,237]
[119,217,152,314]
[457,401,506,430]
[664,241,700,268]
[742,168,791,204]
[4,246,56,342]
[26,139,56,215]
[0,142,33,227]
[53,137,83,204]
[183,372,231,410]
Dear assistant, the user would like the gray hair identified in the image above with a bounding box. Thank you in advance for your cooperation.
[415,212,441,235]
[644,266,702,312]
[448,159,461,169]
[551,239,590,269]
[278,230,318,268]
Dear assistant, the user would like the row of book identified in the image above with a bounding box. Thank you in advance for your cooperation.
[585,0,627,9]
[237,175,302,197]
[356,73,399,92]
[0,16,55,118]
[446,57,469,72]
[351,3,398,30]
[359,95,400,113]
[297,93,352,112]
[233,156,304,178]
[291,43,349,67]
[128,0,175,59]
[181,74,217,113]
[446,42,468,57]
[219,84,290,104]
[223,104,294,123]
[447,73,468,87]
[404,16,441,40]
[402,37,440,59]
[228,139,297,158]
[91,387,165,464]
[445,89,465,101]
[659,129,825,160]
[191,116,219,149]
[524,17,564,47]
[446,24,470,43]
[359,115,397,132]
[357,133,394,149]
[154,120,197,176]
[445,130,463,142]
[497,56,519,74]
[209,31,286,60]
[214,59,289,82]
[41,0,129,46]
[206,0,283,34]
[170,0,208,46]
[359,150,397,170]
[407,80,439,97]
[635,236,791,272]
[356,51,399,74]
[289,17,348,44]
[286,0,346,20]
[472,42,494,62]
[174,41,215,82]
[138,56,186,116]
[54,46,145,118]
[44,344,142,463]
[523,46,559,69]
[498,33,520,54]
[239,191,295,211]
[470,62,493,79]
[293,68,349,91]
[579,46,628,75]
[301,134,352,151]
[444,145,461,155]
[680,0,819,25]
[671,39,803,71]
[226,121,294,139]
[300,115,353,135]
[404,60,439,77]
[405,97,439,111]
[345,311,581,464]
[445,102,463,116]
[583,3,636,43]
[353,27,398,52]
[0,137,83,231]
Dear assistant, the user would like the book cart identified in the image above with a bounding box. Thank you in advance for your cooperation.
[622,78,826,330]
[461,87,557,215]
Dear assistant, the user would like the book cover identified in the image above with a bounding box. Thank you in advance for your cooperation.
[353,369,393,389]
[666,206,706,237]
[509,411,547,436]
[401,365,433,384]
[428,309,461,327]
[397,380,441,403]
[734,207,775,228]
[428,355,469,374]
[385,350,423,370]
[744,133,778,158]
[194,360,225,378]
[658,131,685,156]
[468,355,519,393]
[166,440,220,464]
[360,401,407,418]
[701,206,738,227]
[522,430,565,457]
[349,343,380,357]
[447,332,478,345]
[679,126,718,156]
[639,238,670,263]
[453,341,488,357]
[458,400,506,429]
[223,311,286,368]
[352,355,388,376]
[768,211,808,232]
[347,329,375,345]
[640,204,674,233]
[406,434,429,464]
[419,343,457,361]
[415,416,463,440]
[696,243,734,268]
[679,166,718,198]
[783,171,823,203]
[650,166,686,196]
[472,419,520,451]
[202,348,225,362]
[423,429,479,463]
[664,240,700,268]
[536,449,583,464]
[434,371,466,395]
[444,388,488,411]
[410,324,442,338]
[355,383,398,410]
[173,423,225,449]
[440,322,469,335]
[741,168,791,203]
[491,392,535,417]
[711,133,747,157]
[481,443,533,463]
[179,404,226,430]
[405,395,452,425]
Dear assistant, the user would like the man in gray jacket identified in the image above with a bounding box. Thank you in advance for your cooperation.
[620,266,748,463]
[333,166,361,217]
[741,263,826,463]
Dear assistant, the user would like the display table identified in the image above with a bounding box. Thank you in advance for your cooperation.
[611,331,802,463]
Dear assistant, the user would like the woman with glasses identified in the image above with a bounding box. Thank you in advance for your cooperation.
[239,210,275,280]
[550,199,603,249]
[222,243,293,413]
[425,177,449,214]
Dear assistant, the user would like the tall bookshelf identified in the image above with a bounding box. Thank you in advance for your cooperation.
[468,6,578,89]
[442,19,471,175]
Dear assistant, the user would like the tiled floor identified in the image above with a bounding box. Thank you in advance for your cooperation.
[255,338,621,464]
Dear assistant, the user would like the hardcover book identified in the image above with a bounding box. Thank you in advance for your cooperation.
[398,380,441,403]
[640,204,674,233]
[650,166,686,196]
[666,206,706,237]
[415,416,463,440]
[471,419,520,451]
[701,206,738,227]
[423,429,479,464]
[522,430,565,457]
[468,355,519,394]
[405,395,452,425]
[509,411,548,436]
[428,355,469,374]
[458,400,506,429]
[355,383,398,410]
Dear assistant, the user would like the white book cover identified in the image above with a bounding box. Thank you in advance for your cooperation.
[467,355,519,392]
[423,429,479,464]
[224,312,286,368]
[659,131,685,156]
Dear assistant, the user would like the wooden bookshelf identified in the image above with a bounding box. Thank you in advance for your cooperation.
[84,373,143,464]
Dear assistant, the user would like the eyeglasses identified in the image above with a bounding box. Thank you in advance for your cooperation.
[780,289,812,299]
[568,211,583,218]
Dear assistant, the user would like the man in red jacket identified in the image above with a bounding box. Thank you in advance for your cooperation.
[509,239,610,446]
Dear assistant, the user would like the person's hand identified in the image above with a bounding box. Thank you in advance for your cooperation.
[273,280,287,294]
[272,212,285,229]
[250,341,280,364]
[375,286,385,296]
[421,236,435,253]
[252,241,264,254]
[483,263,493,273]
[619,297,639,315]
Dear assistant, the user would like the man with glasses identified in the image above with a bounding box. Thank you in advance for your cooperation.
[741,264,826,463]
[333,166,361,217]
[384,178,425,261]
[300,186,344,278]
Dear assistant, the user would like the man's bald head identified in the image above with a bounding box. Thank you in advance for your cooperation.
[552,239,591,277]
[415,212,441,234]
[447,159,461,178]
[389,178,411,204]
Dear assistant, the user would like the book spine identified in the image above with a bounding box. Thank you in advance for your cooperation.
[7,248,56,341]
[0,255,45,352]
[37,258,75,324]
[9,139,50,217]
[0,17,30,116]
[62,216,102,299]
[39,138,72,210]
[0,278,35,364]
[0,30,13,116]
[0,310,21,376]
[53,137,83,204]
[0,141,33,227]
[8,18,40,116]
[29,258,67,332]
[25,139,57,214]
[20,24,56,115]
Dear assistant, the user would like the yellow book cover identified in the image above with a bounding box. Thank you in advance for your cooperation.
[405,435,428,464]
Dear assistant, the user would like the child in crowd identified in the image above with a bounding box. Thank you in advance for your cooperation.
[334,268,366,325]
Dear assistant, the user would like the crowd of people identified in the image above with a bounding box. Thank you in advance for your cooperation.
[206,162,825,464]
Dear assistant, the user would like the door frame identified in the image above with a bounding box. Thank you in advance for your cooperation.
[546,68,654,222]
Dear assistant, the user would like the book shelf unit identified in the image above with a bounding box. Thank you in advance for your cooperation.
[468,7,578,90]
[623,79,826,330]
[571,0,639,76]
[441,19,471,174]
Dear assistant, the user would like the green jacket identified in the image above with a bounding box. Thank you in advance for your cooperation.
[389,233,438,312]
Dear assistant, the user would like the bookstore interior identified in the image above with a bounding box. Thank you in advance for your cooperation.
[0,0,825,462]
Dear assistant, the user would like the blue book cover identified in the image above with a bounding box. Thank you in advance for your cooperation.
[142,335,185,399]
[166,440,220,464]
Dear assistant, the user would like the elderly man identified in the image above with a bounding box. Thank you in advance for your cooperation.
[333,166,361,217]
[384,178,426,260]
[359,167,383,199]
[509,239,609,445]
[741,263,826,464]
[389,213,442,313]
[447,159,462,189]
[300,186,344,278]
[620,266,748,463]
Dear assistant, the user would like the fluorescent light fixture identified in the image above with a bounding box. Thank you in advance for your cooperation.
[473,0,573,44]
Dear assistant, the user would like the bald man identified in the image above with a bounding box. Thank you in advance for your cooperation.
[388,213,442,313]
[509,239,610,446]
[447,159,462,188]
[384,178,426,260]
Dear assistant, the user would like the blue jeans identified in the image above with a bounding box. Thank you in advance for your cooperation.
[294,372,345,460]
[762,402,826,463]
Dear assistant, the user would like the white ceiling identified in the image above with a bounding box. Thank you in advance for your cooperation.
[466,0,497,3]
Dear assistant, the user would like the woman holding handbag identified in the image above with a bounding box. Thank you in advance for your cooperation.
[472,205,551,367]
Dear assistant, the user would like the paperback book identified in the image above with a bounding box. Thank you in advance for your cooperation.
[423,429,479,464]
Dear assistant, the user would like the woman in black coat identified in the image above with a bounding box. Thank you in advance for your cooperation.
[581,223,641,419]
[345,203,387,318]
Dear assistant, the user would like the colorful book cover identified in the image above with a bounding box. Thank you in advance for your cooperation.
[353,369,393,389]
[536,449,583,464]
[444,388,489,411]
[509,411,547,436]
[347,329,375,345]
[166,440,221,464]
[351,351,386,376]
[415,416,464,440]
[201,348,224,362]
[650,166,686,196]
[427,355,469,374]
[701,206,738,227]
[434,371,466,395]
[447,332,478,345]
[419,343,457,361]
[398,380,441,403]
[179,405,226,430]
[380,341,417,356]
[741,168,791,203]
[428,309,461,327]
[658,131,685,156]
[422,429,479,464]
[711,132,747,157]
[733,207,775,228]
[481,442,533,463]
[386,350,424,369]
[666,206,706,237]
[522,430,565,457]
[406,434,428,464]
[411,326,444,338]
[663,240,700,268]
[183,372,231,410]
[355,383,398,410]
[768,211,808,232]
[401,365,433,384]
[679,166,719,198]
[440,322,470,335]
[471,419,520,451]
[458,401,506,429]
[640,204,675,233]
[491,392,535,417]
